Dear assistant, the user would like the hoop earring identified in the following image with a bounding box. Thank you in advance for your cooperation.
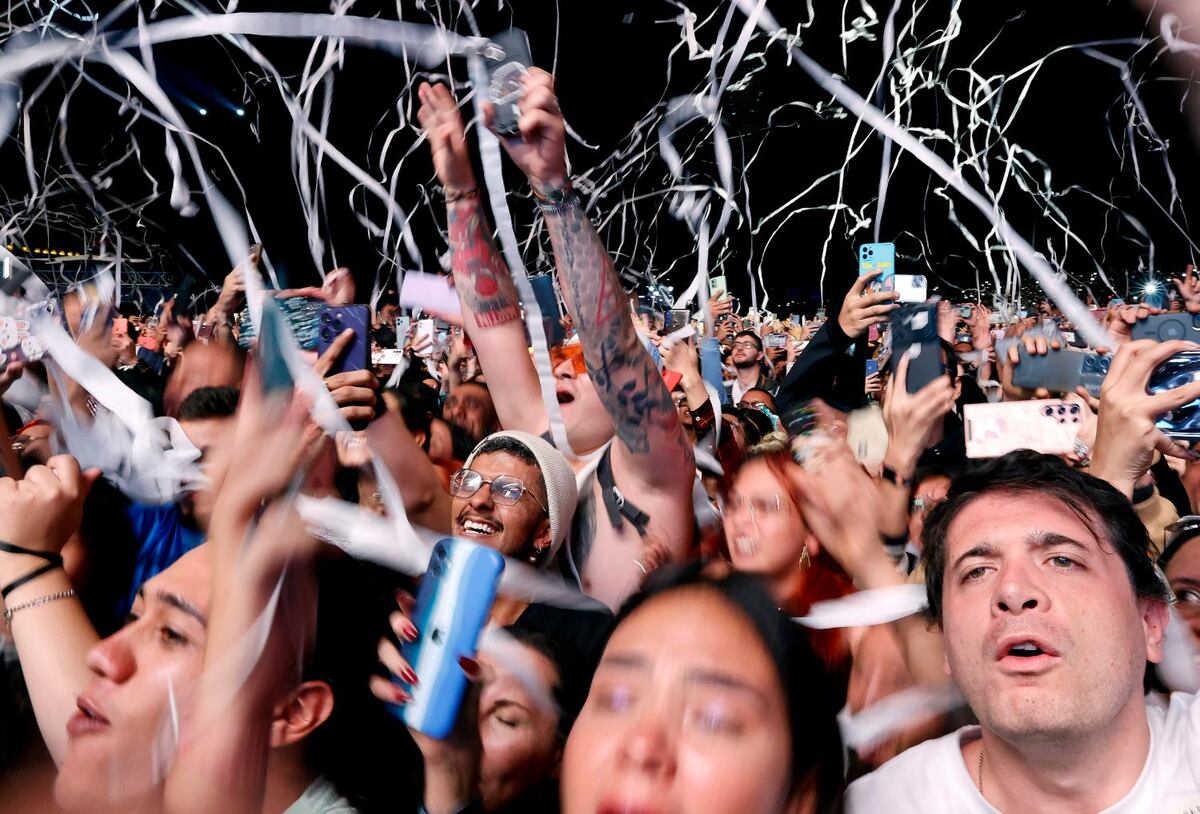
[799,544,811,570]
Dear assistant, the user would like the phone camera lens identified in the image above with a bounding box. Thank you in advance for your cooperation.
[430,560,442,577]
[319,327,333,342]
[319,313,331,324]
[1043,406,1053,416]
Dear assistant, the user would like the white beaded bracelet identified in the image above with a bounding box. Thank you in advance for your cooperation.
[4,589,75,622]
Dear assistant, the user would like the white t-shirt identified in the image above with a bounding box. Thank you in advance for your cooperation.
[846,692,1200,814]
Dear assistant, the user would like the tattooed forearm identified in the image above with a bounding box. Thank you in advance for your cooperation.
[543,199,687,458]
[447,199,521,328]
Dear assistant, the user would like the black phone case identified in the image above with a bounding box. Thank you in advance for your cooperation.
[1131,312,1200,343]
[318,305,371,374]
[890,303,943,393]
[483,28,533,135]
[1012,347,1110,398]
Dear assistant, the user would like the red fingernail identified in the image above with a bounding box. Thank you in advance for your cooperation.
[401,667,419,685]
[403,621,419,640]
[459,656,481,680]
[392,686,411,704]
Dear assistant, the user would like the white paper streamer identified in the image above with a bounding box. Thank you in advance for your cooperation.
[838,682,964,752]
[794,583,927,629]
[732,0,1115,349]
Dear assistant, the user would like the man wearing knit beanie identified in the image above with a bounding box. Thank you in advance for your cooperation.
[452,430,579,567]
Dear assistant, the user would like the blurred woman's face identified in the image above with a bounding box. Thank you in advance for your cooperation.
[722,459,809,580]
[1166,537,1200,647]
[561,587,797,814]
[478,646,563,810]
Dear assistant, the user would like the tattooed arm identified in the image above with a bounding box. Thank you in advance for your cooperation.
[417,82,549,436]
[504,70,693,486]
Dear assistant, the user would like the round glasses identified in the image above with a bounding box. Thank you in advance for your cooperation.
[450,468,547,512]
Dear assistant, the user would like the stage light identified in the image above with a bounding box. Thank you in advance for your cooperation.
[198,107,208,116]
[235,108,245,117]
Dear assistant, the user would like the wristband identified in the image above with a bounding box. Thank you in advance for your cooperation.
[879,464,912,490]
[445,187,480,204]
[531,179,578,214]
[0,541,64,600]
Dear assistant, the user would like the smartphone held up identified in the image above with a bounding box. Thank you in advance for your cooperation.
[392,538,505,739]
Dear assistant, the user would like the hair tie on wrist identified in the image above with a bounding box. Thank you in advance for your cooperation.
[445,187,480,203]
[0,540,66,599]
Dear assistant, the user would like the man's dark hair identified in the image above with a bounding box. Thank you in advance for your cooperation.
[911,462,961,497]
[737,406,773,446]
[176,386,240,421]
[921,450,1171,623]
[734,330,763,352]
[446,420,477,462]
[741,387,778,414]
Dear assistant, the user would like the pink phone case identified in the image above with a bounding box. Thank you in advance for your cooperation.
[964,400,1083,459]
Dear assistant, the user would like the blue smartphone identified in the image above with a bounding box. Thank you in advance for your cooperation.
[317,304,370,374]
[865,359,879,376]
[395,538,505,739]
[859,243,896,293]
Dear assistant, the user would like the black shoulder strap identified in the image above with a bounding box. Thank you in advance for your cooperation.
[596,447,650,537]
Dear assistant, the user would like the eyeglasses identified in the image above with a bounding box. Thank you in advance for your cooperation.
[549,343,588,375]
[731,341,760,351]
[721,494,789,522]
[450,468,547,512]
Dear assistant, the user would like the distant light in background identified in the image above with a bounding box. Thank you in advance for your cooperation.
[235,108,245,117]
[197,107,207,116]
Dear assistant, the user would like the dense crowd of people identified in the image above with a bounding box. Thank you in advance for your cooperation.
[0,43,1198,814]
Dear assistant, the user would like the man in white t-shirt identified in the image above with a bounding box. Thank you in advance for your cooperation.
[847,450,1200,813]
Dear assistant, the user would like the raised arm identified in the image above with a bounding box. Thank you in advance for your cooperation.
[416,82,548,436]
[501,69,693,485]
[0,456,102,765]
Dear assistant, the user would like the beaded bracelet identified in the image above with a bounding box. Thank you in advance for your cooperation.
[4,589,75,622]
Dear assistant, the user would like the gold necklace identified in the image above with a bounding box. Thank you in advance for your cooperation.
[977,743,985,794]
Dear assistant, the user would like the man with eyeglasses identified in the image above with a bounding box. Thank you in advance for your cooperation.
[450,431,578,568]
[728,331,778,404]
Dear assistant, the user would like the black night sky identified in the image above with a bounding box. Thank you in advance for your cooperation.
[2,0,1197,315]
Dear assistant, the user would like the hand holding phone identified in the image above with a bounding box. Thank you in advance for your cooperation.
[317,305,371,374]
[859,243,896,293]
[390,538,504,738]
[483,29,534,135]
[889,302,943,393]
